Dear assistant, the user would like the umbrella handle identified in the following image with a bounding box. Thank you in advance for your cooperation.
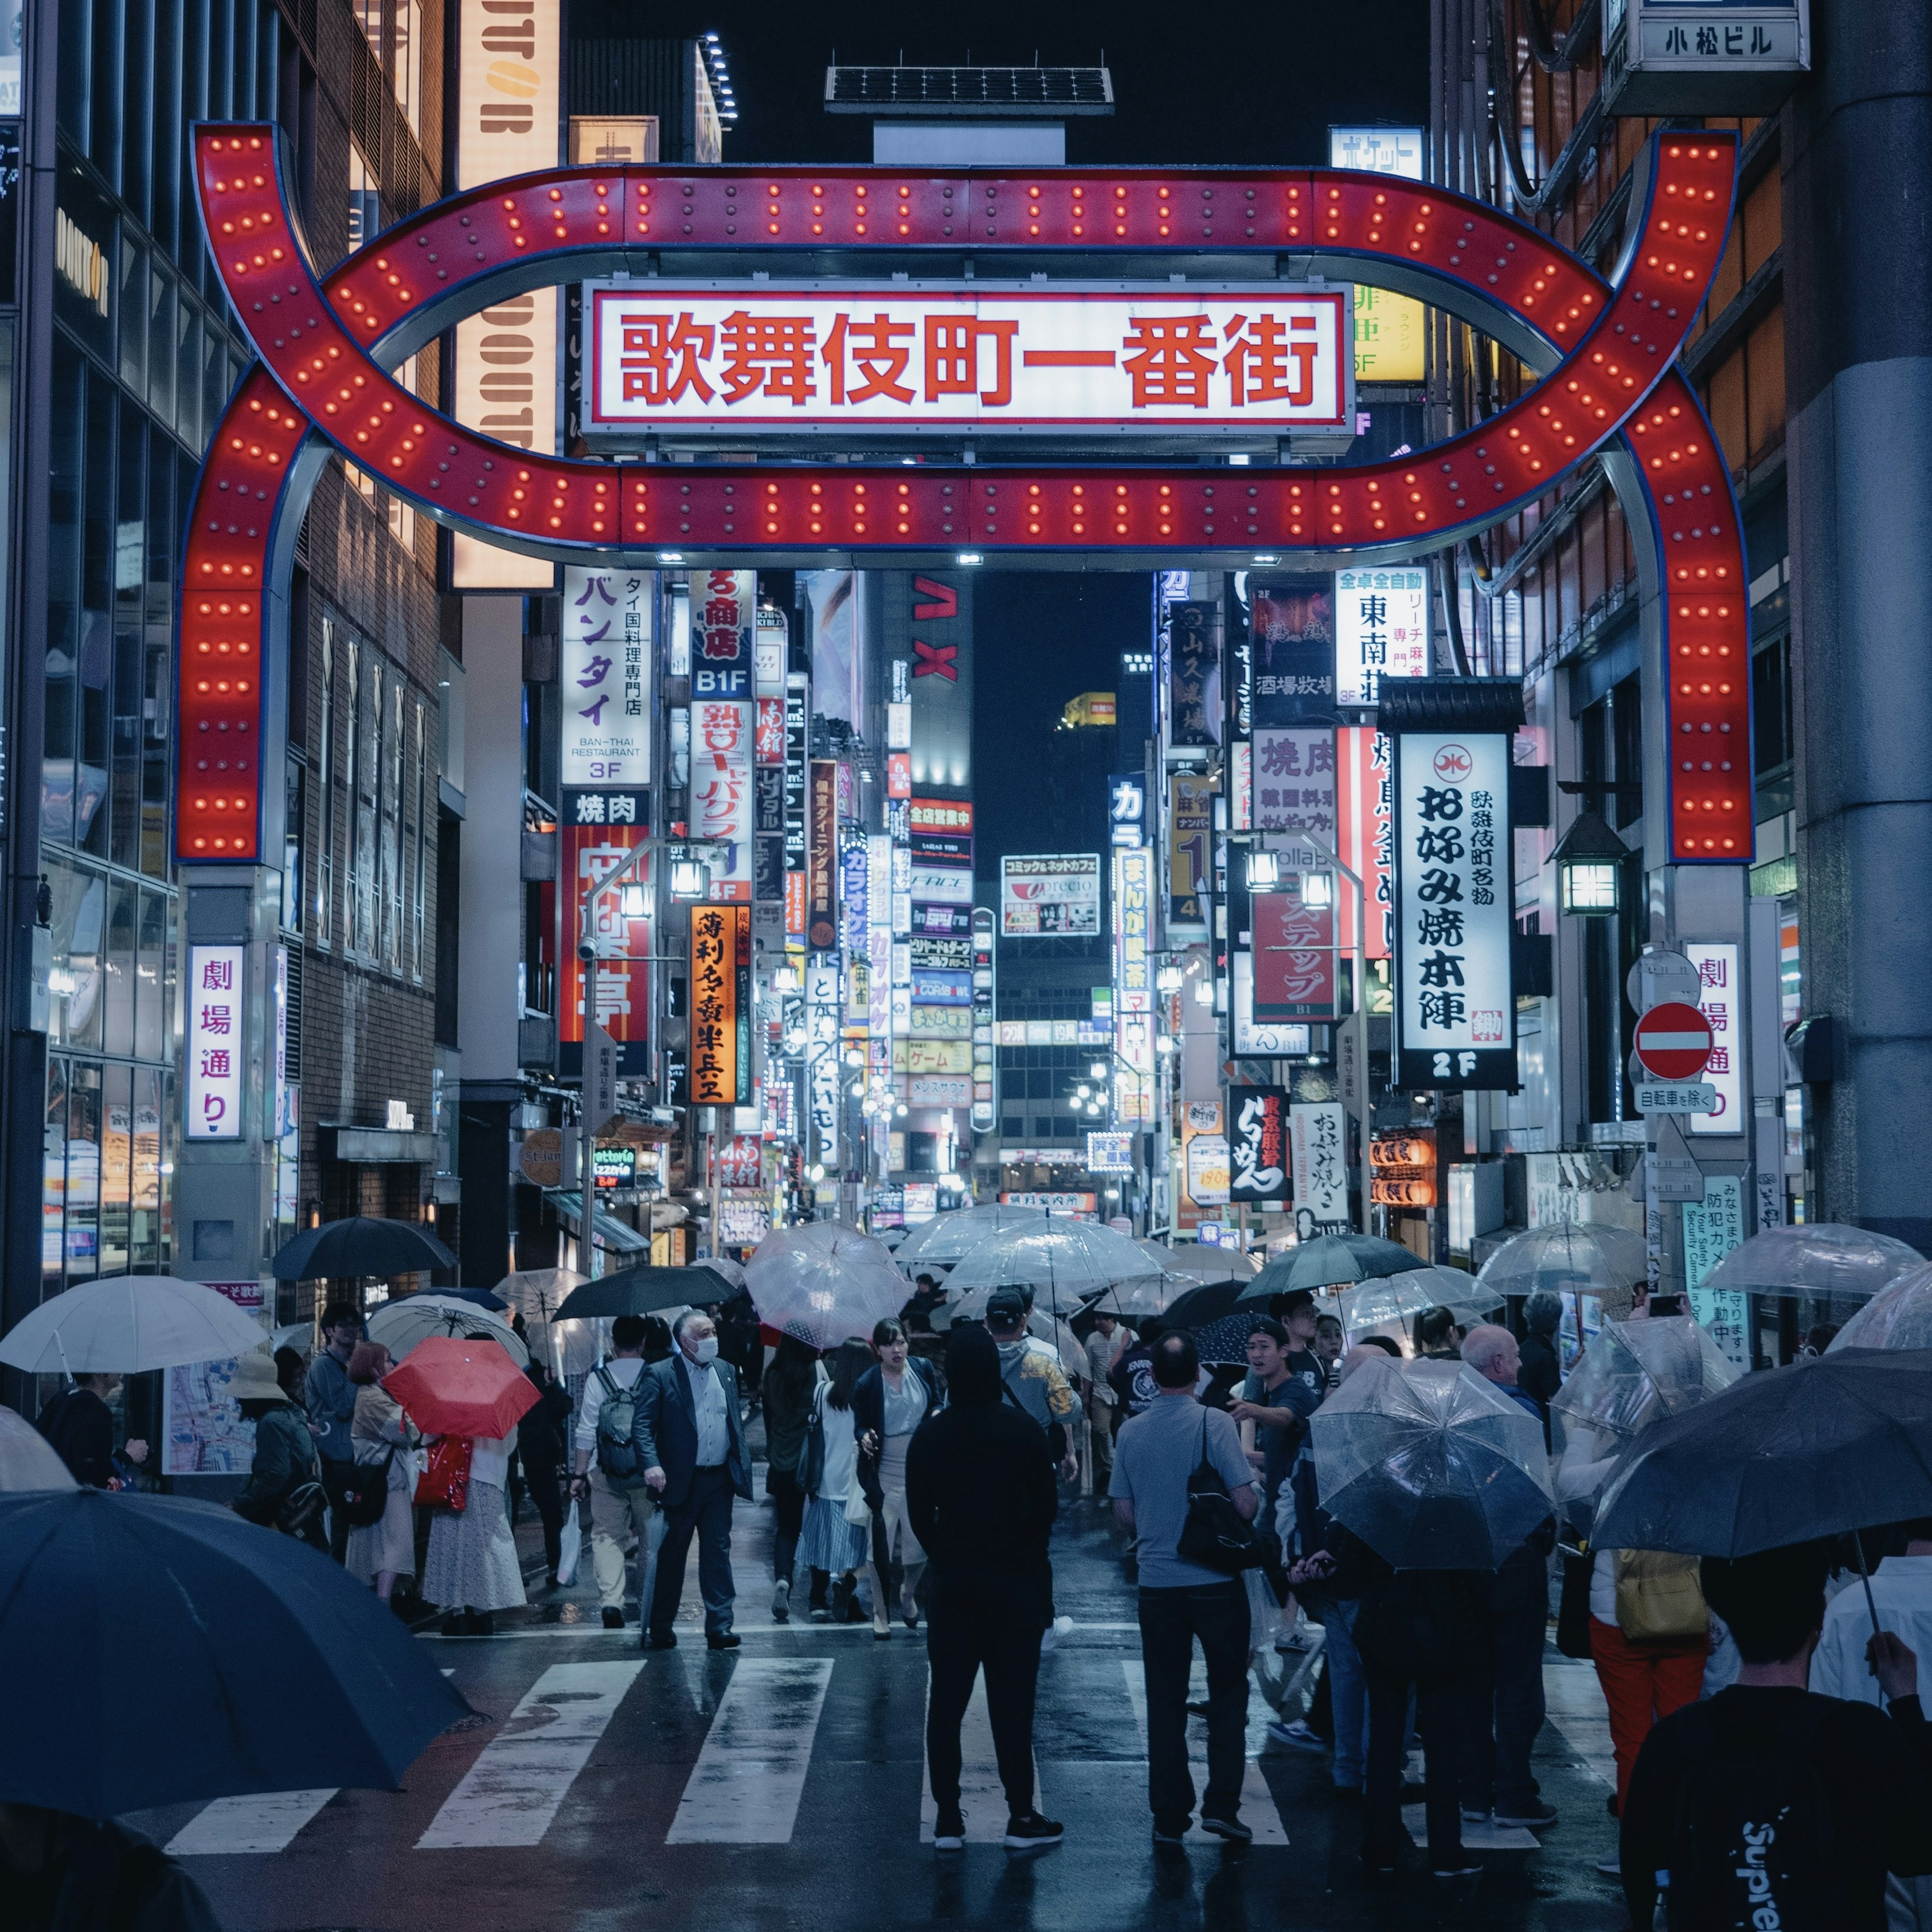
[1853,1527,1883,1646]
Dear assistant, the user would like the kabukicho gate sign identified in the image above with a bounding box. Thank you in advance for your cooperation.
[180,126,1751,875]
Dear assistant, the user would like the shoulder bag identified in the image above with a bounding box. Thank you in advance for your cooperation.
[1614,1547,1709,1643]
[1176,1411,1263,1574]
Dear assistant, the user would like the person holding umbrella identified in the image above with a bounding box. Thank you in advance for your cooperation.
[570,1315,658,1630]
[303,1302,365,1562]
[35,1375,147,1491]
[422,1419,527,1637]
[854,1317,945,1639]
[2,1803,220,1930]
[343,1342,420,1609]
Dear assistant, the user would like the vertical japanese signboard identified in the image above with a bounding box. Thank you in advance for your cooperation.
[1291,1101,1351,1238]
[807,759,839,951]
[561,795,651,1062]
[1168,772,1215,933]
[561,567,652,787]
[1113,846,1155,1124]
[453,0,559,588]
[693,569,754,901]
[1336,569,1431,707]
[689,903,750,1106]
[1253,887,1338,1021]
[1229,1086,1289,1203]
[971,906,996,1132]
[1252,729,1337,836]
[1685,941,1743,1137]
[1167,601,1223,747]
[1250,578,1336,729]
[1683,1173,1750,1365]
[806,961,841,1166]
[1393,731,1515,1088]
[186,945,244,1140]
[1337,727,1394,959]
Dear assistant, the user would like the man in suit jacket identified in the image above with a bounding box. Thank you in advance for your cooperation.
[635,1307,753,1651]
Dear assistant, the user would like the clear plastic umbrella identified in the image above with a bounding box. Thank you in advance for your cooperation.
[494,1268,596,1378]
[1310,1357,1556,1569]
[941,1219,1163,1317]
[1550,1314,1739,1444]
[893,1201,1057,1274]
[366,1292,529,1369]
[1474,1222,1648,1298]
[746,1222,910,1350]
[930,1286,1082,1373]
[1334,1265,1504,1334]
[0,1408,77,1491]
[692,1254,749,1296]
[1825,1263,1932,1352]
[0,1275,269,1376]
[1137,1241,1259,1284]
[1701,1223,1923,1302]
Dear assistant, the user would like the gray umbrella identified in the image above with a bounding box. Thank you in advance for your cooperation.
[272,1216,454,1282]
[1239,1233,1431,1301]
[1591,1350,1932,1556]
[1310,1356,1556,1569]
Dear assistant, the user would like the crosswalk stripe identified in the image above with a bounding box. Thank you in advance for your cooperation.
[919,1669,1043,1843]
[664,1656,833,1844]
[167,1788,338,1856]
[417,1660,643,1848]
[1119,1660,1289,1844]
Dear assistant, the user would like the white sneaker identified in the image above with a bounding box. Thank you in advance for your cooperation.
[1595,1850,1622,1877]
[1039,1614,1074,1653]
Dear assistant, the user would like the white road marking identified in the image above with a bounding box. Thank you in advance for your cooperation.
[167,1790,338,1856]
[1542,1655,1617,1787]
[920,1668,1045,1843]
[417,1661,643,1848]
[665,1656,833,1843]
[1119,1659,1289,1843]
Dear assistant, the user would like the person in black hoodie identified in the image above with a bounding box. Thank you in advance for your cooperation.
[906,1324,1063,1854]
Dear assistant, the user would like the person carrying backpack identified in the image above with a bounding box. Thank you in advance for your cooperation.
[568,1315,659,1631]
[1622,1541,1932,1932]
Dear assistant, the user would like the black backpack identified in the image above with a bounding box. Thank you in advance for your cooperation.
[592,1365,648,1484]
[1665,1695,1834,1932]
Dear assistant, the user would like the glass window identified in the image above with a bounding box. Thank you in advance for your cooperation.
[284,757,304,933]
[131,1064,163,1268]
[99,1061,132,1277]
[348,142,380,252]
[175,303,200,452]
[102,875,136,1058]
[88,0,122,186]
[49,863,106,1052]
[121,0,151,224]
[385,674,403,972]
[43,1058,68,1294]
[136,887,166,1061]
[147,270,175,428]
[317,619,334,948]
[65,1061,102,1281]
[412,698,427,981]
[358,656,380,959]
[116,232,144,393]
[395,0,424,137]
[79,374,114,859]
[45,339,83,850]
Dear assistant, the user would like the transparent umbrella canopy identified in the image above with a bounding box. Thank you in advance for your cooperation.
[1550,1313,1740,1444]
[1136,1241,1259,1283]
[1474,1222,1648,1299]
[892,1201,1061,1274]
[494,1267,596,1378]
[1311,1357,1556,1569]
[746,1222,910,1351]
[1826,1263,1932,1351]
[0,1408,77,1491]
[940,1219,1163,1318]
[1333,1266,1504,1334]
[1700,1222,1923,1302]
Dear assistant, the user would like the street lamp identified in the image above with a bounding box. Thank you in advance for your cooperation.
[1156,963,1183,994]
[1246,848,1281,890]
[1552,810,1630,915]
[1300,870,1334,909]
[1090,1062,1108,1080]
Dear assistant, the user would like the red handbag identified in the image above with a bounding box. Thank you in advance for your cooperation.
[415,1435,473,1513]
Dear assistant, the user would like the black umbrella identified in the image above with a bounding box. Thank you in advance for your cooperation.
[1238,1232,1431,1301]
[1160,1278,1251,1330]
[1591,1349,1932,1558]
[0,1490,468,1817]
[440,1286,510,1312]
[272,1216,455,1282]
[553,1263,743,1322]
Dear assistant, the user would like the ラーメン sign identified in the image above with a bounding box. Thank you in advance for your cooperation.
[1393,730,1516,1089]
[584,284,1351,435]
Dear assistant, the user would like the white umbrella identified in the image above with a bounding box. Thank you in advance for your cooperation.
[746,1222,909,1350]
[0,1408,77,1491]
[893,1201,1059,1275]
[1701,1223,1923,1302]
[941,1220,1164,1316]
[0,1276,267,1376]
[366,1293,529,1369]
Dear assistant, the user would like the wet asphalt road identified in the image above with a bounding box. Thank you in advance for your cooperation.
[132,1470,1631,1932]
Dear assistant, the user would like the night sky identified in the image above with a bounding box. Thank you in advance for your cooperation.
[692,0,1432,872]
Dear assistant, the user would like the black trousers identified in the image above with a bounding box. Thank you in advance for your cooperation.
[925,1569,1046,1817]
[1459,1557,1549,1814]
[321,1459,355,1564]
[767,1464,806,1584]
[523,1456,566,1574]
[1137,1581,1250,1830]
[648,1465,736,1638]
[1365,1665,1464,1868]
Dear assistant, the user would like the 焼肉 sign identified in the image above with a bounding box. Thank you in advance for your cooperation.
[584,285,1350,433]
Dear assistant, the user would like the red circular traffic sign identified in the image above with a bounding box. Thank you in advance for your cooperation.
[1634,1002,1714,1081]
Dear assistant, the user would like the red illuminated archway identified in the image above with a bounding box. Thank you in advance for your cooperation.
[179,125,1747,868]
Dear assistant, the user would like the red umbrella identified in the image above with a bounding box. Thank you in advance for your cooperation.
[382,1336,539,1438]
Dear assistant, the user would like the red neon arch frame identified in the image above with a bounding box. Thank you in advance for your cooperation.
[178,125,1748,869]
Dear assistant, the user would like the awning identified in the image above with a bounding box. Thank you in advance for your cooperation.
[543,1191,651,1255]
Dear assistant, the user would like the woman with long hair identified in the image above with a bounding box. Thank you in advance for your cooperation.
[343,1340,420,1608]
[796,1340,870,1622]
[762,1333,821,1622]
[853,1316,945,1641]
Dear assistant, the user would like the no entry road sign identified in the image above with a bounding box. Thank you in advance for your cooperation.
[1634,1002,1715,1082]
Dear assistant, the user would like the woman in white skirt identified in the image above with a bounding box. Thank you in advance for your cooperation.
[344,1342,420,1606]
[853,1318,944,1640]
[423,1423,528,1635]
[797,1342,870,1622]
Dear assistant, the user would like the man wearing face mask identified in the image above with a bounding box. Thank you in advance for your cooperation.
[635,1308,754,1652]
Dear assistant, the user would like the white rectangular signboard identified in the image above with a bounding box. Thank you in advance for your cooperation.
[1002,854,1102,937]
[585,284,1351,433]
